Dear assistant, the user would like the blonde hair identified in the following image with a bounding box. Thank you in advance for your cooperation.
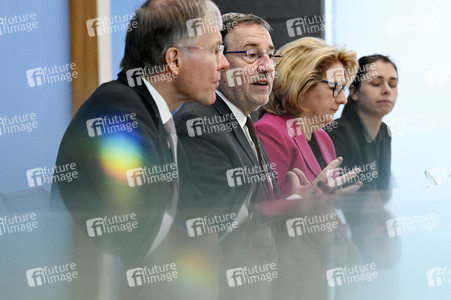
[264,37,357,116]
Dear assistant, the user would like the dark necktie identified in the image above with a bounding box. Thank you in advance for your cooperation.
[246,116,274,200]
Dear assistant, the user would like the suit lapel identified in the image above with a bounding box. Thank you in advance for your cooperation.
[117,70,173,165]
[213,96,276,201]
[212,96,259,167]
[260,143,281,199]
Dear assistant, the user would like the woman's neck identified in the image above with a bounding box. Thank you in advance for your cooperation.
[356,108,383,138]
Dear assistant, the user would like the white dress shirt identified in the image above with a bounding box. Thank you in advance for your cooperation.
[142,77,177,256]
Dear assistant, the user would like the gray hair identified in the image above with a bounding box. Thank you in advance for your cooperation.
[120,0,221,70]
[221,13,272,52]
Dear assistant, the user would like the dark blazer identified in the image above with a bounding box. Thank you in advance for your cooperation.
[51,70,187,264]
[174,94,280,300]
[328,106,392,192]
[174,94,279,216]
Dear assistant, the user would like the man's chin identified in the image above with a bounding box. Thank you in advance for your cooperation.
[201,94,217,106]
[250,95,270,108]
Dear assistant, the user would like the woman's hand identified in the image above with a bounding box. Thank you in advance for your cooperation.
[288,157,362,199]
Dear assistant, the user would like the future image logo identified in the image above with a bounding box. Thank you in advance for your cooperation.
[186,15,221,37]
[426,267,451,287]
[326,264,378,287]
[326,67,345,83]
[226,66,273,88]
[0,213,38,236]
[0,13,38,36]
[126,64,178,87]
[386,14,438,38]
[86,113,138,137]
[226,263,278,287]
[126,163,178,187]
[86,213,138,237]
[26,263,78,287]
[86,13,137,37]
[186,114,239,137]
[26,63,78,87]
[0,113,38,136]
[126,263,178,287]
[385,114,439,138]
[286,213,338,237]
[26,163,78,187]
[326,162,378,188]
[286,14,333,37]
[424,167,451,187]
[186,213,238,237]
[226,68,245,87]
[226,163,277,188]
[186,17,205,37]
[286,115,337,137]
[386,213,438,237]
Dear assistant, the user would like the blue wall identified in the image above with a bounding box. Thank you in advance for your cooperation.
[111,0,143,77]
[0,0,72,193]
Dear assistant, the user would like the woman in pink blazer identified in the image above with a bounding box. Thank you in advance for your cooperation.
[256,37,358,197]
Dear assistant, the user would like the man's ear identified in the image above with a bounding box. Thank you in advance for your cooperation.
[165,47,181,77]
[350,85,358,101]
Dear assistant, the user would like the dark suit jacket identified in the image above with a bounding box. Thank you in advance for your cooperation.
[174,94,279,216]
[51,70,188,264]
[174,94,280,300]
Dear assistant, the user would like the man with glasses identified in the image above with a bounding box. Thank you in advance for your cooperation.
[52,0,228,299]
[175,12,278,210]
[174,13,283,300]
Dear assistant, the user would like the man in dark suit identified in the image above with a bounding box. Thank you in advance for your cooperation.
[174,13,281,300]
[51,0,228,298]
[176,13,278,219]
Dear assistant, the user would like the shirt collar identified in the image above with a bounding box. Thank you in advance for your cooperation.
[216,90,248,128]
[142,77,172,125]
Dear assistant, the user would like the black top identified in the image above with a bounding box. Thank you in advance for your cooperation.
[327,106,392,192]
[308,135,327,170]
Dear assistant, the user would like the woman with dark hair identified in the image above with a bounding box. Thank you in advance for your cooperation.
[328,55,399,192]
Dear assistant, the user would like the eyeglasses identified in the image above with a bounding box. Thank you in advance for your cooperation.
[319,80,349,98]
[223,49,282,64]
[179,44,224,60]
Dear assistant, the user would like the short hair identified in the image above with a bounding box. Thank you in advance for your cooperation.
[120,0,221,70]
[264,37,357,116]
[220,13,272,52]
[342,54,398,115]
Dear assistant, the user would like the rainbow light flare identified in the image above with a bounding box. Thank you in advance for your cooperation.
[173,249,219,294]
[98,132,143,182]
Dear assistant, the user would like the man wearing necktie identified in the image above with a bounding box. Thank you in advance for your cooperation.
[51,0,228,299]
[175,13,282,300]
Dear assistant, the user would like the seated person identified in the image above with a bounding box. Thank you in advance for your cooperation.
[328,54,398,192]
[255,37,359,197]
